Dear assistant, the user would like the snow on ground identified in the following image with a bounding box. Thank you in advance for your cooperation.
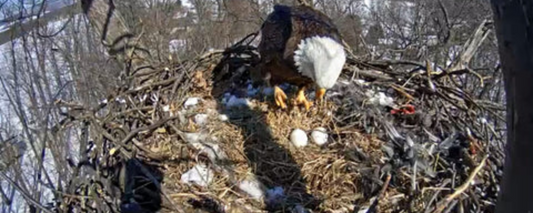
[238,178,265,199]
[181,164,215,187]
[169,39,187,53]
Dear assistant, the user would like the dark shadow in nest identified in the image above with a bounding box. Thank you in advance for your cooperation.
[117,157,164,213]
[226,107,321,212]
[210,38,321,212]
[212,42,320,212]
[187,195,226,213]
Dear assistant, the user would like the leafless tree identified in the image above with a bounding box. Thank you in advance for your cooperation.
[0,0,117,211]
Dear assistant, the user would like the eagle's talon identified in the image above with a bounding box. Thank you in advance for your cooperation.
[316,88,326,102]
[293,99,313,111]
[274,86,288,109]
[294,87,313,111]
[276,99,287,109]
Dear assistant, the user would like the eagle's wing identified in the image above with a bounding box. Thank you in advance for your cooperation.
[259,4,342,62]
[284,5,343,61]
[256,5,293,85]
[258,5,292,63]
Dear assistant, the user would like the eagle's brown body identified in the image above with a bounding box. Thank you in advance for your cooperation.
[257,4,345,109]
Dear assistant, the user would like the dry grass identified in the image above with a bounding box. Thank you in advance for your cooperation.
[145,86,389,212]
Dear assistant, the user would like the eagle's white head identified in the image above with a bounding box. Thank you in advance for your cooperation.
[294,36,346,89]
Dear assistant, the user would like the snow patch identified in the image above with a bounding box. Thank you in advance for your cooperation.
[194,114,209,125]
[366,91,394,107]
[169,39,187,53]
[218,114,229,122]
[199,142,227,162]
[354,79,368,86]
[183,132,208,145]
[238,178,265,199]
[184,97,201,108]
[223,95,251,108]
[115,97,126,104]
[181,164,214,187]
[292,205,308,213]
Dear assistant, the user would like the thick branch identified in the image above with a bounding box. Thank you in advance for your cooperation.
[449,19,493,71]
[491,0,533,212]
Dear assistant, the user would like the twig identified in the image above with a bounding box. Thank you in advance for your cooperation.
[118,115,179,148]
[412,160,418,192]
[423,179,452,213]
[390,84,415,101]
[365,173,392,213]
[449,19,493,71]
[0,172,53,213]
[434,155,488,213]
[296,0,311,7]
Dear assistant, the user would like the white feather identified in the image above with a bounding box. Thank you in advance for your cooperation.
[293,36,346,89]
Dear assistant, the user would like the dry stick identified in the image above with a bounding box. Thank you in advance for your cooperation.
[449,19,492,72]
[423,179,452,213]
[434,155,489,213]
[127,76,180,94]
[118,115,179,146]
[366,173,392,213]
[390,84,415,101]
[95,116,184,212]
[296,0,311,7]
[412,160,418,192]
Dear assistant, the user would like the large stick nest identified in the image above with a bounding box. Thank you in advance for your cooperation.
[53,32,504,213]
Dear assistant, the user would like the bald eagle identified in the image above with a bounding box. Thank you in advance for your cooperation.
[257,4,346,110]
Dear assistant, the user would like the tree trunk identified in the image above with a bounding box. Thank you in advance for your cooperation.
[491,1,533,212]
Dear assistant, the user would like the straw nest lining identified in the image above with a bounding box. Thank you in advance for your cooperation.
[150,116,382,210]
[154,72,386,212]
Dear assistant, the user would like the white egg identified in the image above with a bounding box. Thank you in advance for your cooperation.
[311,127,328,146]
[290,129,308,147]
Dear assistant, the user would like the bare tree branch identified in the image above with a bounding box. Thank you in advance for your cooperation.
[0,172,53,213]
